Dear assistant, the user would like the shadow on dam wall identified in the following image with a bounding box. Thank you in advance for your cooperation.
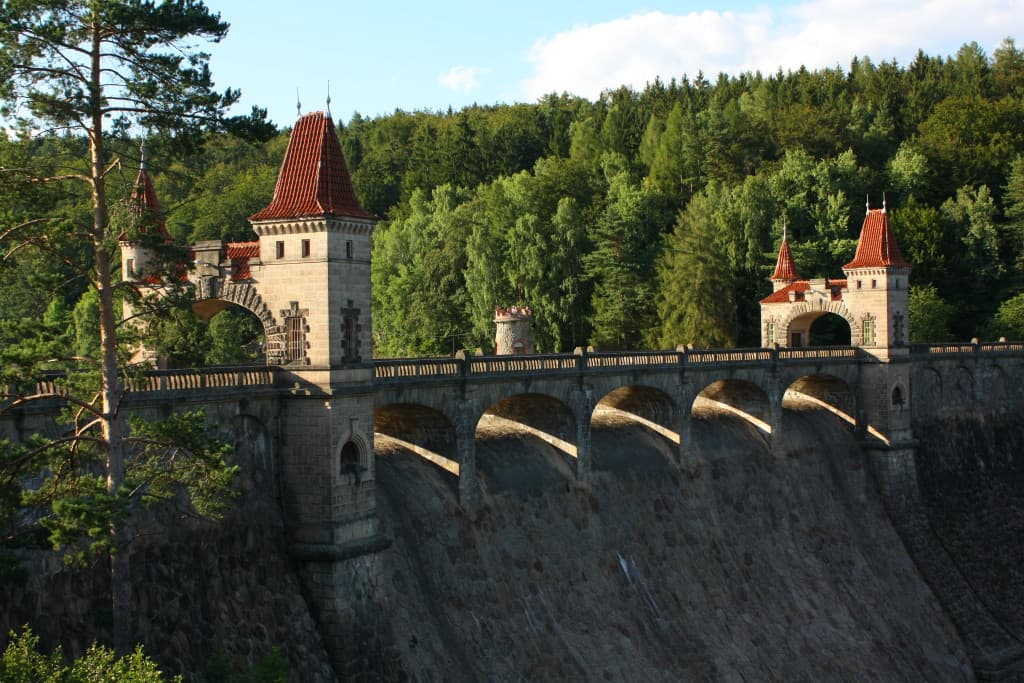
[373,401,973,681]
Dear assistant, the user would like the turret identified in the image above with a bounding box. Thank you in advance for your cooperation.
[119,145,170,284]
[494,306,535,355]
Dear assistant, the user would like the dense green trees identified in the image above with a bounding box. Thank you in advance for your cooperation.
[5,36,1024,366]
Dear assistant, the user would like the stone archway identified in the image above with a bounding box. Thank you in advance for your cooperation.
[780,301,856,348]
[193,280,288,365]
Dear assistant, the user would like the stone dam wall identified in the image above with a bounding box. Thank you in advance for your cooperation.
[371,399,971,681]
[3,395,1023,680]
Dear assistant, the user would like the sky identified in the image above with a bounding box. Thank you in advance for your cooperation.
[202,0,1024,127]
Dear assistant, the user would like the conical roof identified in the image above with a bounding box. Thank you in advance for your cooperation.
[123,151,169,239]
[249,111,371,222]
[770,237,800,281]
[843,208,909,269]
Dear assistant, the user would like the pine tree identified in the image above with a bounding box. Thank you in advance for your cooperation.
[654,194,737,348]
[0,0,244,654]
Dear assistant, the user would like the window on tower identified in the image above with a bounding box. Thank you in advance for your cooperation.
[863,319,875,346]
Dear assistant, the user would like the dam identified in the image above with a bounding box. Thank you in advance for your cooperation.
[1,109,1022,681]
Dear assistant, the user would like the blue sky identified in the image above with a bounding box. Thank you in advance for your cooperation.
[203,1,1023,127]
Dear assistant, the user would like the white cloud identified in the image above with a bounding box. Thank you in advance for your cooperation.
[439,65,489,92]
[521,1,1024,100]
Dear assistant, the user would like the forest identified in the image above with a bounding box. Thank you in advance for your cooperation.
[3,38,1024,362]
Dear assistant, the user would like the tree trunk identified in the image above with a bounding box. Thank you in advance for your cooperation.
[89,19,131,656]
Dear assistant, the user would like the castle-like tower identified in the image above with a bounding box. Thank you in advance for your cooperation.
[841,201,912,358]
[247,111,376,371]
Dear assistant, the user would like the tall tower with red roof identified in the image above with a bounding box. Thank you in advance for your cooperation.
[248,110,376,370]
[238,113,386,664]
[842,200,912,358]
[770,226,800,293]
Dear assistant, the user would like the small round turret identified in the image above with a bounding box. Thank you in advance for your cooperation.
[494,306,535,355]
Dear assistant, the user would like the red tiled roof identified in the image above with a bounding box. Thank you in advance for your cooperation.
[227,241,259,281]
[249,111,371,222]
[770,238,800,281]
[760,279,847,304]
[843,208,909,269]
[120,163,169,240]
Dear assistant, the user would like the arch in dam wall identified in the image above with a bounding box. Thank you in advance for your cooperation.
[192,280,290,366]
[374,402,460,475]
[592,385,679,438]
[912,356,1024,420]
[691,379,773,434]
[781,374,857,425]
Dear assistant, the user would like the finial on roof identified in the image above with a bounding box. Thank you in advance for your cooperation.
[866,194,870,214]
[139,141,147,171]
[882,191,887,213]
[296,88,301,118]
[326,80,332,117]
[782,217,788,243]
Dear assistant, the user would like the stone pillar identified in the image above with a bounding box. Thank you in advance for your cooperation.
[674,379,697,469]
[572,384,593,483]
[865,445,921,513]
[455,401,479,511]
[767,377,785,456]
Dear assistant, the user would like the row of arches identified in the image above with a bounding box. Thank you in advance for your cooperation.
[372,374,863,505]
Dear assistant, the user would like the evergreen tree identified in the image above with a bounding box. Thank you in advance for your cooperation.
[586,167,670,349]
[654,194,737,348]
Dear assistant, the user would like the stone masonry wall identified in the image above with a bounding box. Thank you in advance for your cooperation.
[0,397,337,681]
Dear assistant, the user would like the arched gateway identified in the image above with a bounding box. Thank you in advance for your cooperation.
[759,203,912,359]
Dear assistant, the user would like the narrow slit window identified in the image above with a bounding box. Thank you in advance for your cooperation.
[346,240,354,259]
[286,316,304,361]
[301,239,310,257]
[276,241,285,259]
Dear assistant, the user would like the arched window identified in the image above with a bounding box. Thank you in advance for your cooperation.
[340,441,361,481]
[891,385,904,408]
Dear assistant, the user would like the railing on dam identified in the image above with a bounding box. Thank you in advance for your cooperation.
[10,342,1024,400]
[124,366,277,392]
[910,341,1024,355]
[373,345,866,383]
[3,365,277,401]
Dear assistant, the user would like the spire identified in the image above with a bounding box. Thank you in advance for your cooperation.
[843,205,909,270]
[250,111,372,222]
[127,143,168,238]
[770,225,800,282]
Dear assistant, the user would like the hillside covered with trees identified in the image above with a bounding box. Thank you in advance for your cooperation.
[3,39,1024,362]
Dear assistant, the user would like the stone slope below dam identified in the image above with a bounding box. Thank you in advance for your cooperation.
[373,401,972,681]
